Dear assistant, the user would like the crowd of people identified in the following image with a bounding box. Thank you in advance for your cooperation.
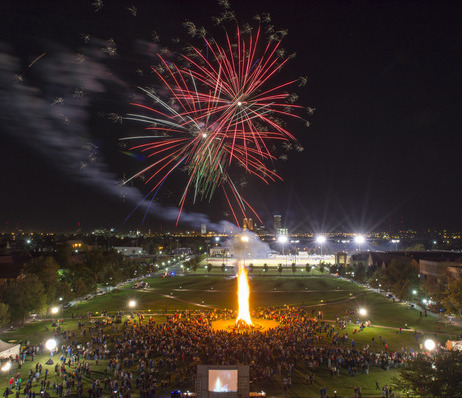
[5,306,423,398]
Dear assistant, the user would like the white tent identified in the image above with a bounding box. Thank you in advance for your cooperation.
[0,340,20,359]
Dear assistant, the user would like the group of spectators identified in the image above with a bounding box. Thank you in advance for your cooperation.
[7,306,422,397]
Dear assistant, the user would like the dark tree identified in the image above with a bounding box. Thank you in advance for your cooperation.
[393,351,462,397]
[6,274,46,324]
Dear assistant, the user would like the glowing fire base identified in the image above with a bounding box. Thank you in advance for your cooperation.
[227,319,263,331]
[211,318,278,332]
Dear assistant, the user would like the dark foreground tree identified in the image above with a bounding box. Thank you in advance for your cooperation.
[6,274,46,324]
[443,278,462,317]
[393,351,462,397]
[0,303,10,327]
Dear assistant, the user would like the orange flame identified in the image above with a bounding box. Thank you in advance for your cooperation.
[236,264,253,326]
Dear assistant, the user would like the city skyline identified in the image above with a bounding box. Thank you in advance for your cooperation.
[1,0,462,232]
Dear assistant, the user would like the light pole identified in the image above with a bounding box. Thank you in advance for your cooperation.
[316,235,326,256]
[354,235,365,252]
[391,239,400,251]
[45,338,57,357]
[278,235,288,266]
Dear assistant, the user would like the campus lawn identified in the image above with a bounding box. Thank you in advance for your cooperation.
[1,274,461,397]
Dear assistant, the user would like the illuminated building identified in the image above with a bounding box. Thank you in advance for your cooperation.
[273,215,282,234]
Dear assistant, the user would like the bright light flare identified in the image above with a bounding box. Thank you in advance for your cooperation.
[128,300,136,308]
[354,235,365,244]
[240,235,249,243]
[316,235,326,244]
[278,235,288,244]
[1,362,11,372]
[236,265,253,326]
[45,339,57,351]
[50,307,59,314]
[424,339,436,351]
[358,308,367,316]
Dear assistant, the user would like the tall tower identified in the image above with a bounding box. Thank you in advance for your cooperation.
[273,215,282,234]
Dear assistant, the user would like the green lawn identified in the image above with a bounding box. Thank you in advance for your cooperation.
[1,274,461,397]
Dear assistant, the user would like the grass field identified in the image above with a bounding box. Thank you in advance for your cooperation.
[1,274,460,397]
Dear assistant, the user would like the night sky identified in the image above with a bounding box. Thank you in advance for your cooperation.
[1,0,462,233]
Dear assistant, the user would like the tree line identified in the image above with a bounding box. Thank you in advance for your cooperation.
[0,248,151,325]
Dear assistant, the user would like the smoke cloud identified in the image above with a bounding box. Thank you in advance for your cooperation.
[0,39,231,230]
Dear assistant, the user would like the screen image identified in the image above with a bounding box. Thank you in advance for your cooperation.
[208,370,238,392]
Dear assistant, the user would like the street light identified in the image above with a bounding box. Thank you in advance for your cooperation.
[128,300,136,308]
[358,308,367,316]
[1,362,11,372]
[45,339,57,352]
[354,235,365,251]
[424,339,436,351]
[391,239,400,251]
[316,235,326,256]
[50,306,59,315]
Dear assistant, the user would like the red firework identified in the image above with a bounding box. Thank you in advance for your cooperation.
[125,24,306,226]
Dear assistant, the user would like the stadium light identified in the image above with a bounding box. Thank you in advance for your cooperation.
[316,235,326,256]
[354,235,365,251]
[278,235,288,257]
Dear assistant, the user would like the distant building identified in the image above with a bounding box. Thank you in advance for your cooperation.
[419,259,462,283]
[243,218,254,231]
[273,215,282,233]
[201,223,207,235]
[69,240,86,252]
[209,246,230,257]
[335,252,348,268]
[172,247,192,256]
[113,247,145,256]
[350,250,462,284]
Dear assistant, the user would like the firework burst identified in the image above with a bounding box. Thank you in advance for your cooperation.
[125,17,308,226]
